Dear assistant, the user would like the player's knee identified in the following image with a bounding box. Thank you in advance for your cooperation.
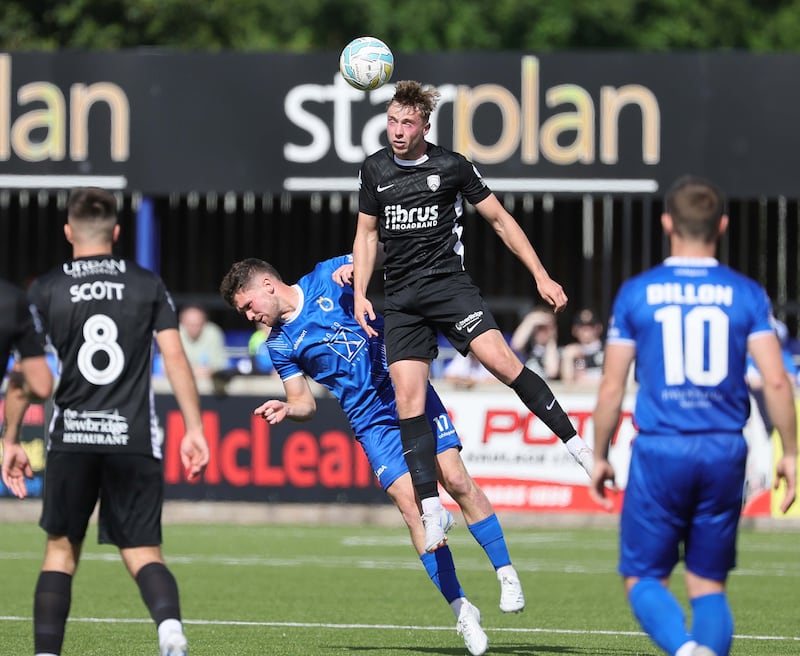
[440,468,473,499]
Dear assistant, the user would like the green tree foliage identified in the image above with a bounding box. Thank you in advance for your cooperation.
[2,0,800,51]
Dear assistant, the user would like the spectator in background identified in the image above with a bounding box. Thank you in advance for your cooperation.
[442,352,499,390]
[247,321,274,375]
[561,308,605,385]
[510,306,561,380]
[178,305,229,379]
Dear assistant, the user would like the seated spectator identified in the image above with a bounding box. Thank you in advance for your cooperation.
[178,305,229,379]
[442,352,498,390]
[560,308,605,385]
[510,306,561,380]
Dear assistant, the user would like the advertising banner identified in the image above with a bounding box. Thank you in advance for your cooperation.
[1,390,782,517]
[156,394,388,504]
[435,388,775,517]
[2,51,799,196]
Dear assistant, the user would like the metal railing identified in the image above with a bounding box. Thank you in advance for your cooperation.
[1,190,797,340]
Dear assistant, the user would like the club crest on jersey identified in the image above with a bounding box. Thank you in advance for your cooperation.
[316,296,334,311]
[326,326,366,362]
[426,174,441,192]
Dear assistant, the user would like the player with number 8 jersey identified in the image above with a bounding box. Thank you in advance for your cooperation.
[24,187,208,656]
[30,255,177,454]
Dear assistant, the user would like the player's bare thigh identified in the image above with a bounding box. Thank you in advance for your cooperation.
[469,329,523,384]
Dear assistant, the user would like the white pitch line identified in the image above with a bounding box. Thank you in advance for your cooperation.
[0,616,798,643]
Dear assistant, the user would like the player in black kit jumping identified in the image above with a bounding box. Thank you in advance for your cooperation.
[351,80,595,554]
[4,188,209,656]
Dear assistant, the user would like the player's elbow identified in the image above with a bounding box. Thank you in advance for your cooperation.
[19,359,54,401]
[763,373,796,400]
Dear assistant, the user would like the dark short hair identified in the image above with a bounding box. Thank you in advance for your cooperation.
[573,308,601,327]
[219,258,282,308]
[664,175,726,244]
[67,187,117,222]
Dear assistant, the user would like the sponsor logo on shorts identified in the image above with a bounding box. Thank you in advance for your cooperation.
[455,311,484,334]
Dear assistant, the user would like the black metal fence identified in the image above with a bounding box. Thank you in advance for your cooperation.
[1,189,797,343]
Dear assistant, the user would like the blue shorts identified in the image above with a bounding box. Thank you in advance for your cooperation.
[359,384,461,491]
[619,432,747,582]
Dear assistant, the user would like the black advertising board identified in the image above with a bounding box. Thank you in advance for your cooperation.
[1,51,799,197]
[0,394,388,504]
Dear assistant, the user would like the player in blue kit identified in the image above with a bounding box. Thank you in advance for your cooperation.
[220,254,529,656]
[590,176,798,656]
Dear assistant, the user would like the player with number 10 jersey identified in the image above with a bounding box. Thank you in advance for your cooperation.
[29,257,178,457]
[606,257,774,435]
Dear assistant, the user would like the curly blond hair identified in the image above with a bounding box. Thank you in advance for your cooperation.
[389,80,441,123]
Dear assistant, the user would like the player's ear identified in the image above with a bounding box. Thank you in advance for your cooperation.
[423,121,431,136]
[718,214,729,237]
[660,213,673,236]
[64,223,73,244]
[112,224,121,242]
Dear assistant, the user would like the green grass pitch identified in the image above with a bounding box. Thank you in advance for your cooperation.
[1,520,798,655]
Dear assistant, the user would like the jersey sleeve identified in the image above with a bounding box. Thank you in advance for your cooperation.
[457,155,492,205]
[267,332,304,381]
[152,279,179,333]
[746,282,775,339]
[13,287,45,359]
[315,254,354,282]
[358,158,381,216]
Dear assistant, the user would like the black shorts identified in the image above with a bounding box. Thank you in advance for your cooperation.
[384,271,499,365]
[40,451,164,548]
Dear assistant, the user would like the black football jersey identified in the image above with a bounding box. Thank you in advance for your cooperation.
[0,278,45,367]
[28,257,178,456]
[359,144,492,292]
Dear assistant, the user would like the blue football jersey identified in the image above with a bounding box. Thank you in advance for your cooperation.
[267,255,399,438]
[607,256,774,434]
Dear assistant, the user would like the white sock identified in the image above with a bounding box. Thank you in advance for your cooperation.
[35,653,59,656]
[450,596,467,618]
[157,618,184,645]
[565,435,593,477]
[497,564,517,580]
[421,497,444,515]
[675,641,698,656]
[565,434,592,456]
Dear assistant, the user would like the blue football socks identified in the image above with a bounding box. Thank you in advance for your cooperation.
[629,578,693,655]
[420,546,464,603]
[467,514,511,569]
[691,592,733,656]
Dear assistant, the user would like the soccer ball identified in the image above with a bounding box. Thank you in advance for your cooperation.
[339,37,394,91]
